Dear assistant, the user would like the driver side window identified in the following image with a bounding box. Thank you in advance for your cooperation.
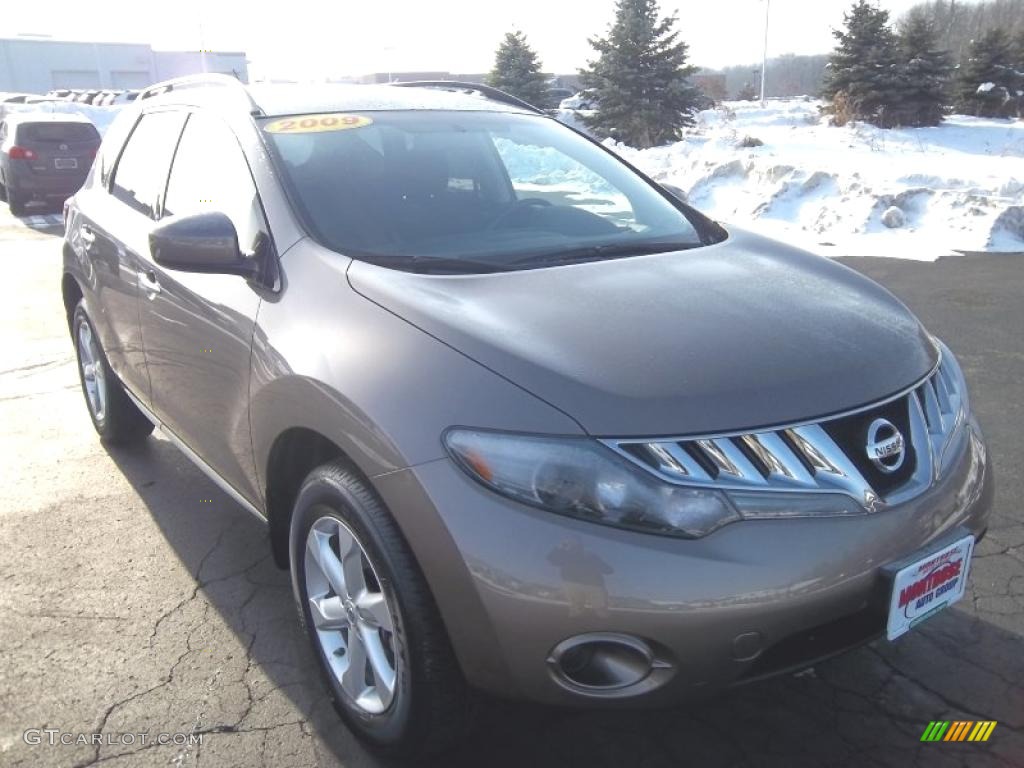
[163,112,269,256]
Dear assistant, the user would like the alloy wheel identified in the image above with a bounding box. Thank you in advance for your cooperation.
[77,319,107,423]
[304,515,399,714]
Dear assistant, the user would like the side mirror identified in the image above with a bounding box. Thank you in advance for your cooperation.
[661,183,687,203]
[149,211,259,278]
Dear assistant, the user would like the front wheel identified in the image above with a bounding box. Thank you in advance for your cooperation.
[72,301,154,445]
[289,460,472,756]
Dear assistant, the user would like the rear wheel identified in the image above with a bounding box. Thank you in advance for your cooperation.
[72,300,154,445]
[8,188,26,217]
[289,460,472,756]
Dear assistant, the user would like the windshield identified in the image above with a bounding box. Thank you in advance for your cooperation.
[262,110,720,272]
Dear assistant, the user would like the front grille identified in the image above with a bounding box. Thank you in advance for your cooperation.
[606,357,964,509]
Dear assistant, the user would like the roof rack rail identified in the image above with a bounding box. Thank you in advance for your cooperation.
[136,74,262,115]
[391,80,545,115]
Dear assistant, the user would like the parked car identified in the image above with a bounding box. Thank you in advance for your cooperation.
[559,91,597,110]
[61,76,993,756]
[0,113,100,215]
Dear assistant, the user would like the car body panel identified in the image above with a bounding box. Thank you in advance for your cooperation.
[138,262,265,505]
[348,227,938,437]
[249,239,585,491]
[67,188,153,403]
[373,416,991,704]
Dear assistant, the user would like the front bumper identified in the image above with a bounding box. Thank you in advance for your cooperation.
[373,417,993,706]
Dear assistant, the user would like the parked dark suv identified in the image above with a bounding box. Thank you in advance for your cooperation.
[61,75,993,756]
[1,113,99,215]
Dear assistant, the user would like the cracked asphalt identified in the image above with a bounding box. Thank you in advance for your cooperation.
[0,205,1021,768]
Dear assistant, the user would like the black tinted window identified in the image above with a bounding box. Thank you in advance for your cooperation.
[20,122,99,143]
[111,112,186,218]
[164,112,267,254]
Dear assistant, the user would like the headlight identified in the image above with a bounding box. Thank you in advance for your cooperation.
[444,430,862,539]
[445,429,740,537]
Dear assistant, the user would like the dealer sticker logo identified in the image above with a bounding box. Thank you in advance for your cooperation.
[921,721,997,742]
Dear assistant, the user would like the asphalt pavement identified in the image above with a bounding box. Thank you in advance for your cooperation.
[1,205,1021,768]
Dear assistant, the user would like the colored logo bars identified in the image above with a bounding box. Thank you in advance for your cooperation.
[921,721,997,742]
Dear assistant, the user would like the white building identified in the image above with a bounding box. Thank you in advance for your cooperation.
[0,37,248,93]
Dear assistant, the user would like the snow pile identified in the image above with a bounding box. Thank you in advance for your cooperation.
[592,99,1024,259]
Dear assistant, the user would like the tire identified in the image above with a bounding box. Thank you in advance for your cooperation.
[8,188,27,217]
[289,460,472,757]
[71,300,154,445]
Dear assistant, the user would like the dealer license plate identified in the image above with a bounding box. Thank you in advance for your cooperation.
[887,534,974,641]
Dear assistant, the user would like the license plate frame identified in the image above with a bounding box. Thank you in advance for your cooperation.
[54,157,78,170]
[885,532,974,641]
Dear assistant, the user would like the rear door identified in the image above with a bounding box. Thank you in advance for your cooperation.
[17,121,100,180]
[79,110,186,404]
[137,110,268,504]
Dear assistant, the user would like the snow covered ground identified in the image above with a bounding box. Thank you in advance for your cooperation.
[563,99,1024,259]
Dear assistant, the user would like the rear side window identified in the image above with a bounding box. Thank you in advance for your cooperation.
[96,110,139,188]
[18,122,99,143]
[163,112,269,255]
[111,111,186,218]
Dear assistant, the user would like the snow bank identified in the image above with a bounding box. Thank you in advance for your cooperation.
[567,99,1024,259]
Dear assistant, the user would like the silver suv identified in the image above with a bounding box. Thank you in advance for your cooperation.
[62,75,993,756]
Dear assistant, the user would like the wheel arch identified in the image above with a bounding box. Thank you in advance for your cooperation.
[61,270,84,329]
[264,426,349,568]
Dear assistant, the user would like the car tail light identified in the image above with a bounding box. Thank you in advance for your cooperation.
[8,146,36,160]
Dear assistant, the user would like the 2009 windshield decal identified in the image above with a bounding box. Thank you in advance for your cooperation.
[264,114,373,134]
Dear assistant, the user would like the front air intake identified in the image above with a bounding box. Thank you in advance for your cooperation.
[547,633,675,698]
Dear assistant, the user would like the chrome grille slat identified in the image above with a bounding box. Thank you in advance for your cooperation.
[741,433,817,487]
[643,442,711,482]
[604,353,966,512]
[691,439,766,485]
[786,425,878,506]
[918,382,942,434]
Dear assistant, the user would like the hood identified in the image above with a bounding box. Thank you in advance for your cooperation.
[347,228,938,437]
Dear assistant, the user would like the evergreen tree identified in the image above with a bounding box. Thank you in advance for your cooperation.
[736,82,758,101]
[579,0,703,148]
[823,0,902,127]
[954,29,1020,117]
[486,31,552,109]
[888,12,952,126]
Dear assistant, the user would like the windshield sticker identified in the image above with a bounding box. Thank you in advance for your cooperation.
[264,114,373,134]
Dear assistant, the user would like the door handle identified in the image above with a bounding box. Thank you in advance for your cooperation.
[138,269,161,296]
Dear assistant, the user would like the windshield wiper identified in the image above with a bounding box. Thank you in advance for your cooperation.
[364,254,514,274]
[511,240,701,268]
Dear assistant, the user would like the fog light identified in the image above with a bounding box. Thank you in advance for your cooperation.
[549,633,657,691]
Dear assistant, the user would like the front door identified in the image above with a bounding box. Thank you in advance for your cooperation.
[138,111,270,506]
